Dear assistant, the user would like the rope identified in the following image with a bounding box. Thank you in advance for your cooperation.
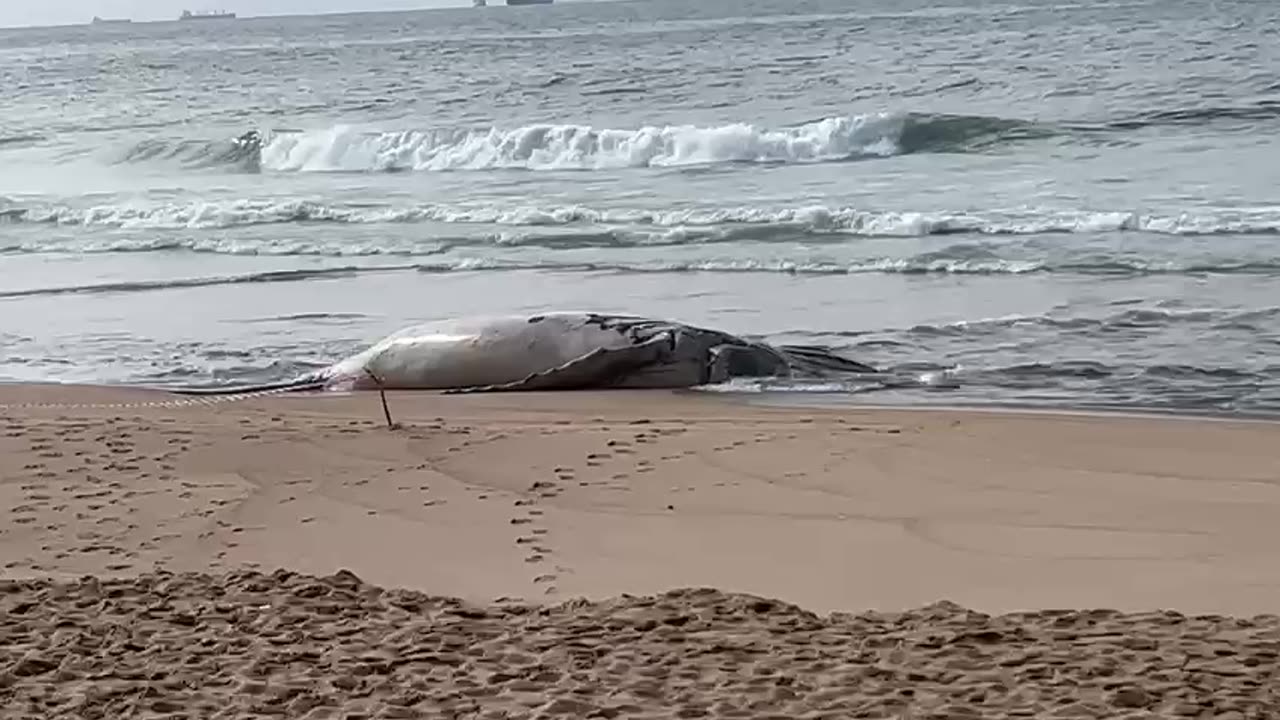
[0,385,304,412]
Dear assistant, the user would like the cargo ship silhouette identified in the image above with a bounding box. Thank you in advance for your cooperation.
[179,10,237,20]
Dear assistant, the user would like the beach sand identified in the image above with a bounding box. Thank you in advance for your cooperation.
[2,384,1279,718]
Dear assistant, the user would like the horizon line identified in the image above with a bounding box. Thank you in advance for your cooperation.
[0,0,598,31]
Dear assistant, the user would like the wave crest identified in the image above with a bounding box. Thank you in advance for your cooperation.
[89,102,1280,174]
[103,112,1041,174]
[8,256,1280,300]
[115,132,261,171]
[5,199,1280,239]
[255,114,913,172]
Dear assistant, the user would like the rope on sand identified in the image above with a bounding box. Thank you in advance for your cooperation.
[0,385,303,412]
[3,378,398,429]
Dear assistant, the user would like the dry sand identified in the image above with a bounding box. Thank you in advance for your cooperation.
[2,383,1279,718]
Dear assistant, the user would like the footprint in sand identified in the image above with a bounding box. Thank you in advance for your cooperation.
[530,480,562,499]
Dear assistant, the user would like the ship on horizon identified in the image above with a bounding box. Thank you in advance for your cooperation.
[179,9,237,20]
[91,16,132,24]
[505,0,553,5]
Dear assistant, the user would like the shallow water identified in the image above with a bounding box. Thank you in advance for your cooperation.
[2,0,1278,413]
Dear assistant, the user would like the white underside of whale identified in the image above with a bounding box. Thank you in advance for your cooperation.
[319,312,686,391]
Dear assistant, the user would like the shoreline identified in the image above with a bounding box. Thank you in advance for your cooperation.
[5,378,1280,427]
[743,392,1280,426]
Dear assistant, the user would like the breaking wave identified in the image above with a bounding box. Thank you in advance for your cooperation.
[253,113,990,172]
[897,306,1280,336]
[1097,100,1280,131]
[8,255,1280,300]
[113,132,262,171]
[100,101,1280,175]
[0,266,413,299]
[108,112,1046,174]
[0,134,44,149]
[4,200,1280,238]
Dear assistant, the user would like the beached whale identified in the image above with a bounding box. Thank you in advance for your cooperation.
[172,311,877,395]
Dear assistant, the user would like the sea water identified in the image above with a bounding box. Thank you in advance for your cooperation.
[2,0,1278,414]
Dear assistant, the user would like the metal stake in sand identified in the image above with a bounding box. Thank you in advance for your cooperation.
[363,368,397,429]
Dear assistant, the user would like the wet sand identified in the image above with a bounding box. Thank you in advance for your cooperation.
[2,384,1279,718]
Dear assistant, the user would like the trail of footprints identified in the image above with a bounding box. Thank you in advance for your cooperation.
[495,416,908,594]
[501,420,696,595]
[512,470,561,595]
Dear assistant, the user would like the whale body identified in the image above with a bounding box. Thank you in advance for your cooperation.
[172,311,877,395]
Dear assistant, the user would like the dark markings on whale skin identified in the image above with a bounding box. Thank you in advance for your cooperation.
[576,312,876,377]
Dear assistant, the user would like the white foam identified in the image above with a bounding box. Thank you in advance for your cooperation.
[256,114,906,172]
[10,200,1280,239]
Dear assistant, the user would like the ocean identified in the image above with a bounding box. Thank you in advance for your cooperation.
[2,0,1278,415]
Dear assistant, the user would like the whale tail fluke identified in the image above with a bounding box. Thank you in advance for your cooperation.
[162,373,328,397]
[776,344,878,376]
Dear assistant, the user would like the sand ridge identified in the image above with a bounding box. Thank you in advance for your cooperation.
[4,569,1280,720]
